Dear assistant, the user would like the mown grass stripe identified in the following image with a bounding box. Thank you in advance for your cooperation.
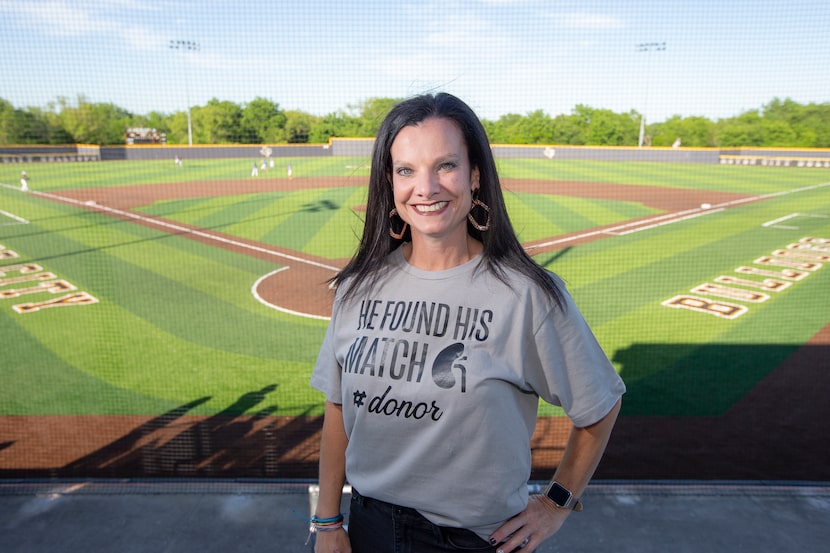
[0,308,179,415]
[506,193,567,240]
[304,186,367,259]
[257,187,357,251]
[6,206,325,348]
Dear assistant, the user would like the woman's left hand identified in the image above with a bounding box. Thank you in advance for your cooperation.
[487,494,570,553]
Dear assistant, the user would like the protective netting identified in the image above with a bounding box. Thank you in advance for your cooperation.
[1,1,829,483]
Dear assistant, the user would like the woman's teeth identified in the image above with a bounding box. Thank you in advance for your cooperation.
[415,202,447,213]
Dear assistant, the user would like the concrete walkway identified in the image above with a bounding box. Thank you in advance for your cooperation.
[3,480,829,552]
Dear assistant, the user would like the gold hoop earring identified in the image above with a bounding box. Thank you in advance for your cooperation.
[389,208,409,239]
[467,198,491,231]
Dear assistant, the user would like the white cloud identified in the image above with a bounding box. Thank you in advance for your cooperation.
[3,0,167,44]
[7,0,115,36]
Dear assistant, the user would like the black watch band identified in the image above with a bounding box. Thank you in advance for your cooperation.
[544,481,583,512]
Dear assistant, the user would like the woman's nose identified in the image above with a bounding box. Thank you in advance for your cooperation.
[414,171,440,198]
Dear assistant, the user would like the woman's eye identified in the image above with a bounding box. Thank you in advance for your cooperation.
[439,162,457,171]
[395,167,412,176]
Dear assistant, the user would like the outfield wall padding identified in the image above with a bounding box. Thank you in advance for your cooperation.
[5,142,830,165]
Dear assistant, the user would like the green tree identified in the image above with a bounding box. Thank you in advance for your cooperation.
[550,112,586,145]
[55,95,134,145]
[36,103,73,144]
[15,109,50,143]
[514,110,555,144]
[0,98,18,142]
[716,110,765,147]
[193,98,242,143]
[799,103,830,147]
[240,97,286,143]
[309,111,362,143]
[650,115,716,147]
[763,97,830,147]
[283,110,318,143]
[354,97,400,136]
[480,118,499,143]
[3,94,829,148]
[571,106,639,145]
[763,97,802,124]
[760,119,798,146]
[483,113,524,143]
[0,99,50,143]
[165,110,191,144]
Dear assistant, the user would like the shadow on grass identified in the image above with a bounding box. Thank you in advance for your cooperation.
[1,341,827,481]
[0,386,323,480]
[599,341,830,480]
[615,342,806,416]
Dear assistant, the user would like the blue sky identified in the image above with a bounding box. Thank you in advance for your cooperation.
[1,0,828,123]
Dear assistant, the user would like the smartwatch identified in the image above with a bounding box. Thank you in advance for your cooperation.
[544,481,583,512]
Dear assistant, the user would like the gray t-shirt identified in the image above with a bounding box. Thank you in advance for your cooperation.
[311,247,625,537]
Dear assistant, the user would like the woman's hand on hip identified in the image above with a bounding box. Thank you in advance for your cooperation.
[488,494,569,553]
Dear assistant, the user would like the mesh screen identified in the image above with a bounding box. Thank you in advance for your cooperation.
[1,1,829,482]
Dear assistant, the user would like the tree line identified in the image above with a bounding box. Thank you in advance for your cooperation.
[1,95,828,148]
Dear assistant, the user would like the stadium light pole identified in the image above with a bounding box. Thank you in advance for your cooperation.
[635,41,666,148]
[169,39,200,146]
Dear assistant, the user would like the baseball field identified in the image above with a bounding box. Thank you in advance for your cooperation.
[1,154,828,480]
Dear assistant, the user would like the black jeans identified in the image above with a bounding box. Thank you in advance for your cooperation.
[347,488,496,553]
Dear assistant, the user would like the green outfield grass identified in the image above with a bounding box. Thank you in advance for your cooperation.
[1,158,828,419]
[0,157,372,191]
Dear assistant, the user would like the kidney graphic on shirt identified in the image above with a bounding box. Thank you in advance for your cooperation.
[431,342,467,393]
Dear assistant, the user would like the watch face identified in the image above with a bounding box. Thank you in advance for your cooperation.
[546,483,572,506]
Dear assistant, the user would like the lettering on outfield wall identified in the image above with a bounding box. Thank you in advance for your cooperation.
[663,237,828,319]
[0,244,98,314]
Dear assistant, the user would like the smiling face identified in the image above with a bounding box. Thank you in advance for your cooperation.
[389,117,480,257]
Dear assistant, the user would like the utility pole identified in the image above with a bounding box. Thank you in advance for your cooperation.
[635,41,666,148]
[169,40,200,146]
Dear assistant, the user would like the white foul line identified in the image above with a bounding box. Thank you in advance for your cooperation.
[526,181,830,251]
[30,190,342,273]
[0,209,30,225]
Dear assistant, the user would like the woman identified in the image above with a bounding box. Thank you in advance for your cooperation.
[310,93,625,553]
